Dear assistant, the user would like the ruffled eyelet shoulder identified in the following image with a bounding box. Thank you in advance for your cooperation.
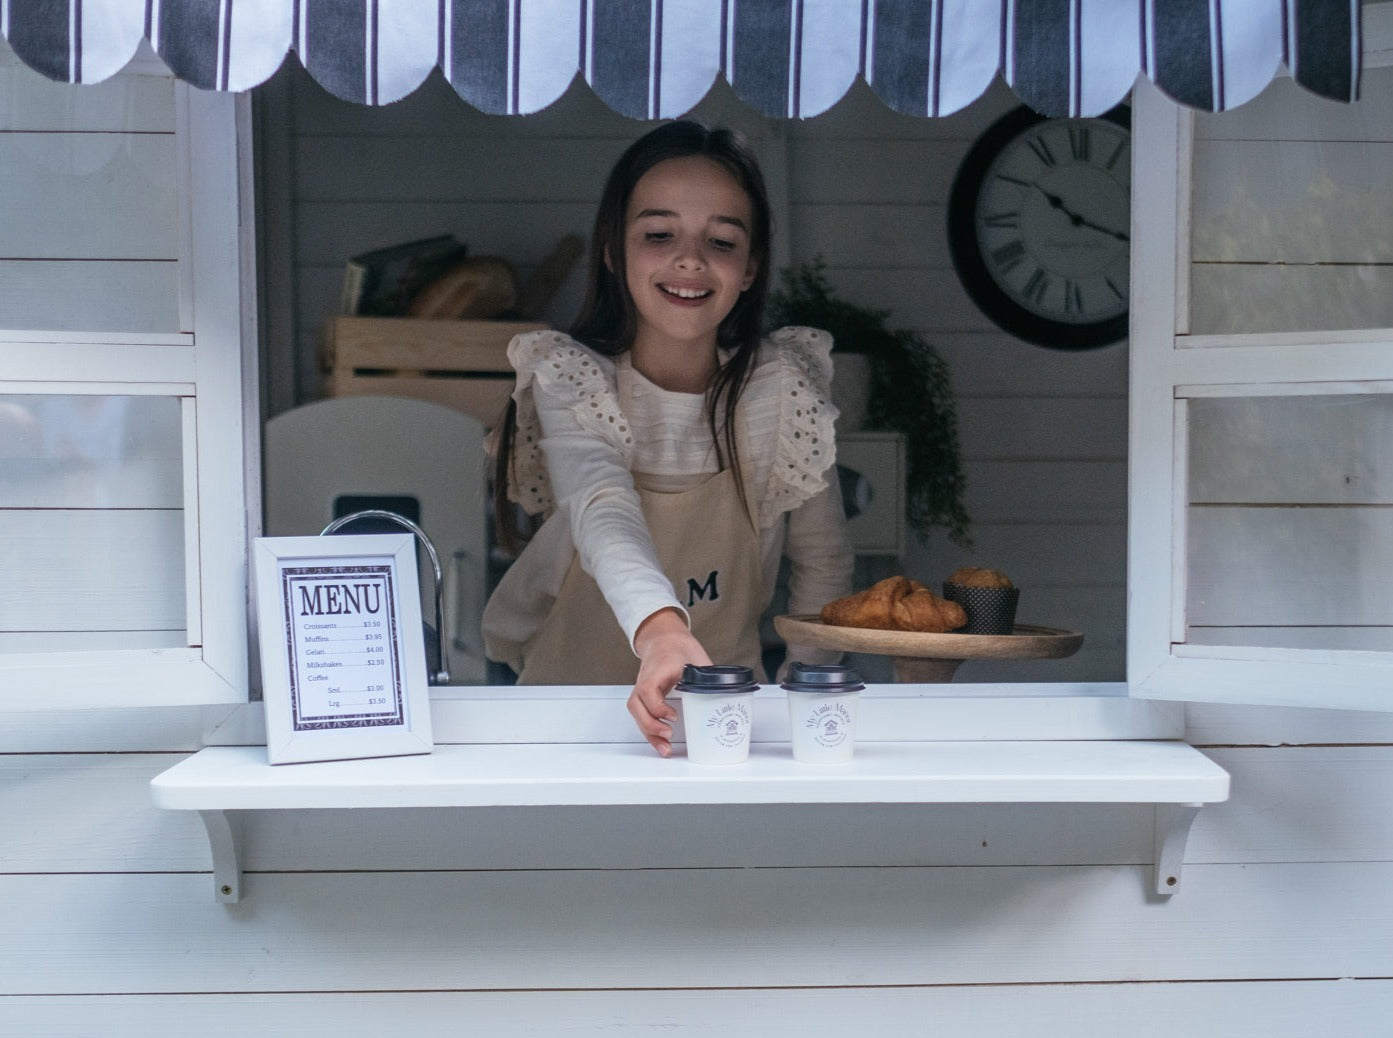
[756,326,840,527]
[491,331,631,515]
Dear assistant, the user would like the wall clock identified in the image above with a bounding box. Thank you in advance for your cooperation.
[948,105,1131,350]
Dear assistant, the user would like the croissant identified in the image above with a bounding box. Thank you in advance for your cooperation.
[820,576,967,633]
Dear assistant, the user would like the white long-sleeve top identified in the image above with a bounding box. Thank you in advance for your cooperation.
[491,327,853,662]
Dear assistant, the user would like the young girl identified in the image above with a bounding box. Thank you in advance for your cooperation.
[483,120,853,756]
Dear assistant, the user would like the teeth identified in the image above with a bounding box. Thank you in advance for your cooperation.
[662,285,711,299]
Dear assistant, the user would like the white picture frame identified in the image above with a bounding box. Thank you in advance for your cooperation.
[252,534,434,764]
[837,432,906,557]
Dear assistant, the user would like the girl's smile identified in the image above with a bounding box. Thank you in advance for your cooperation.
[621,155,758,386]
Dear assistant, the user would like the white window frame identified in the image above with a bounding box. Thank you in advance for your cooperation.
[0,75,256,710]
[1127,68,1393,713]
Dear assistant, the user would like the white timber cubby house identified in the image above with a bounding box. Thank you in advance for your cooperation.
[3,2,1393,1034]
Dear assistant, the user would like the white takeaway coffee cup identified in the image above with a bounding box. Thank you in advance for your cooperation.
[781,662,865,763]
[676,664,758,765]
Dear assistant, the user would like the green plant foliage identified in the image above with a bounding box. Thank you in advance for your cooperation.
[768,258,972,548]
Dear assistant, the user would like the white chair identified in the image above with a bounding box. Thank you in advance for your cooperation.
[264,395,490,684]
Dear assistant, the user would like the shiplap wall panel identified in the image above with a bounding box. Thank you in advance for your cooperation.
[0,260,178,333]
[813,266,997,331]
[0,754,206,871]
[1189,395,1393,504]
[0,755,1151,872]
[6,863,1393,994]
[1191,141,1393,263]
[294,201,596,265]
[933,522,1125,587]
[1189,65,1393,338]
[1190,264,1393,334]
[968,461,1127,522]
[1187,699,1393,744]
[789,139,966,202]
[16,743,1393,877]
[20,744,1393,877]
[790,202,941,267]
[0,67,174,132]
[934,331,1129,396]
[7,980,1393,1038]
[0,135,176,258]
[0,452,183,510]
[0,707,209,752]
[957,398,1128,459]
[293,137,620,203]
[1187,626,1393,649]
[0,395,184,509]
[0,510,183,631]
[0,630,183,652]
[1187,506,1393,624]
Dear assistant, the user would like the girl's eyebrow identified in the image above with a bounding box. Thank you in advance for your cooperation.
[634,207,749,233]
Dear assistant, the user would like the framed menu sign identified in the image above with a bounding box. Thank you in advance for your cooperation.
[252,534,434,764]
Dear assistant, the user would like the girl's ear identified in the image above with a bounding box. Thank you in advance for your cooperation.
[741,255,758,291]
[603,247,614,274]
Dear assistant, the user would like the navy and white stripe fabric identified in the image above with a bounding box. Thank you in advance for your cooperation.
[0,0,1361,117]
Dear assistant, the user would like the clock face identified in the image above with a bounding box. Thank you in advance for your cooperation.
[949,106,1131,350]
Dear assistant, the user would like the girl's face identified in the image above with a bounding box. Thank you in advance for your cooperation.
[620,155,758,359]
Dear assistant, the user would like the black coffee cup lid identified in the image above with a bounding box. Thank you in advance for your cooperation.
[780,661,864,693]
[676,664,759,694]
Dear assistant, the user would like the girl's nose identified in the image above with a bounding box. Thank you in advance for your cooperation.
[674,236,706,268]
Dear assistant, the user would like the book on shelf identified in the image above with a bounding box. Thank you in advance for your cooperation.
[339,234,470,316]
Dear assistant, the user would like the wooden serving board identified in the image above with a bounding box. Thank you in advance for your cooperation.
[773,615,1083,683]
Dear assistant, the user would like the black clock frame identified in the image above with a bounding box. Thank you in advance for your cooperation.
[947,104,1132,351]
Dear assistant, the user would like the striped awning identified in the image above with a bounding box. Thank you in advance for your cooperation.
[0,0,1361,119]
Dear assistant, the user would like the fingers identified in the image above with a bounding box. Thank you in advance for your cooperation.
[627,684,677,756]
[629,609,710,757]
[630,654,683,756]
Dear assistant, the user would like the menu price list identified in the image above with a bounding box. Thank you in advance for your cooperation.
[282,564,406,731]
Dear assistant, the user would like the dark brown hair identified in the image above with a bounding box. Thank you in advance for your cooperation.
[495,120,773,549]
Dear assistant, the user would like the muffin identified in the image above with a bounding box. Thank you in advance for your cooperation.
[945,566,1014,589]
[942,567,1019,634]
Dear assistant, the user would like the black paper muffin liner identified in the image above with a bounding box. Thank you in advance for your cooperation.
[942,583,1020,635]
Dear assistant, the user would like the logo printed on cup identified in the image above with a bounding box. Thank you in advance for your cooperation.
[804,701,852,748]
[706,701,751,747]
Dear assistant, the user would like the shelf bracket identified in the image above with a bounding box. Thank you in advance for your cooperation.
[1152,802,1202,895]
[198,809,243,904]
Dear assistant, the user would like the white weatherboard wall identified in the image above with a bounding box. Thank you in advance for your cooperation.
[7,39,1393,1038]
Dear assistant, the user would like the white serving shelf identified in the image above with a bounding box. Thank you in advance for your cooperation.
[151,737,1229,903]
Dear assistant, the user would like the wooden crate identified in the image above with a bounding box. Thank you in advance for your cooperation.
[321,316,548,427]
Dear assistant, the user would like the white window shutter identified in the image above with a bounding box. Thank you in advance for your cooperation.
[1128,72,1393,714]
[0,63,254,709]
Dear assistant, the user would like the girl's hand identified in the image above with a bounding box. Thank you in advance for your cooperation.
[629,607,710,756]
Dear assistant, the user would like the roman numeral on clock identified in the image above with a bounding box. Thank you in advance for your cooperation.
[1028,135,1057,166]
[1065,279,1085,315]
[1022,268,1050,305]
[1068,126,1090,161]
[991,239,1027,273]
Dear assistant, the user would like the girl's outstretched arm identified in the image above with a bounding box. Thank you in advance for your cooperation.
[628,607,711,757]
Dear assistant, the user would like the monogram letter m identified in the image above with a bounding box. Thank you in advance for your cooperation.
[686,570,719,606]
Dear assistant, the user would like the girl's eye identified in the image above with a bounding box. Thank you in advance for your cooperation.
[710,238,737,251]
[644,231,672,243]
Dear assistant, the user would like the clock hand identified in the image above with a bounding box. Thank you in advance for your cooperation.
[1036,185,1129,241]
[1077,216,1129,242]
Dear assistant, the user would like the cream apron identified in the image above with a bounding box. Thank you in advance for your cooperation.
[512,466,766,685]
